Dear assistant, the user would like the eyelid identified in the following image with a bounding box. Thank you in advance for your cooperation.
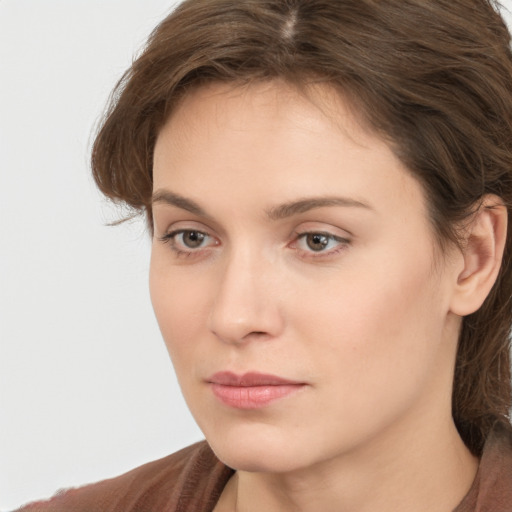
[290,227,352,259]
[156,221,351,260]
[155,217,216,240]
[158,227,219,257]
[161,228,215,243]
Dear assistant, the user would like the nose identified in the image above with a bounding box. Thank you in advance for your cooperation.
[207,247,285,345]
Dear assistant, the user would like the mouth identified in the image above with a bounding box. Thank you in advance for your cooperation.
[206,371,307,409]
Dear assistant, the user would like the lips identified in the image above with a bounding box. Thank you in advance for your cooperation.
[207,371,306,409]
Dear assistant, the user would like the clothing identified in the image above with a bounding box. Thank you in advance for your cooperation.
[15,423,512,512]
[15,443,234,512]
[453,421,512,512]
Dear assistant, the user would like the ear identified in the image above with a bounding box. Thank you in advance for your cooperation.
[449,195,508,317]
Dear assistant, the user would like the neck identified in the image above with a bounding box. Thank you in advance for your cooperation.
[221,413,478,512]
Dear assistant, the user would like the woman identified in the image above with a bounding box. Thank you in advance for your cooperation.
[18,0,512,510]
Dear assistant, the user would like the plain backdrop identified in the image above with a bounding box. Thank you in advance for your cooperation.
[1,1,512,510]
[0,1,198,510]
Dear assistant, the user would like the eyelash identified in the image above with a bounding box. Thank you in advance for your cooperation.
[158,229,350,260]
[158,229,216,258]
[292,231,350,259]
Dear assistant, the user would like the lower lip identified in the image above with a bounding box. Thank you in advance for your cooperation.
[210,383,305,409]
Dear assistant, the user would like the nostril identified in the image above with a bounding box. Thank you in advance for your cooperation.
[242,331,271,342]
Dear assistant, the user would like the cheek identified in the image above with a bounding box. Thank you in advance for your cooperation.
[149,254,211,370]
[294,250,447,400]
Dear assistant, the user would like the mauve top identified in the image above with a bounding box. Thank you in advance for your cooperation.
[15,423,512,512]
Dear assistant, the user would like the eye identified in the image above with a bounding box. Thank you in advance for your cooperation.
[301,233,335,252]
[293,231,350,257]
[158,229,217,255]
[176,230,208,249]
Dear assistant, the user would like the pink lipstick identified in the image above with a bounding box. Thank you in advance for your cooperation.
[207,371,306,409]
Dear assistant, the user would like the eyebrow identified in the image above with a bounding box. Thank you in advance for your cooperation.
[151,189,372,220]
[265,196,373,220]
[152,190,209,217]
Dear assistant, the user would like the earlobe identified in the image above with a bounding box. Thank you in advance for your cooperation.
[449,195,508,317]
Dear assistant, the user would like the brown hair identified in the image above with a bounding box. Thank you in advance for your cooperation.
[91,0,512,455]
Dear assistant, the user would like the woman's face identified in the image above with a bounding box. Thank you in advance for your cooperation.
[150,81,462,473]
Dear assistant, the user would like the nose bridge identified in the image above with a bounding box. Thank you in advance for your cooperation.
[208,242,282,343]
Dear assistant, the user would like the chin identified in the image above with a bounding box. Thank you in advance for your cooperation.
[212,441,304,473]
[203,422,320,473]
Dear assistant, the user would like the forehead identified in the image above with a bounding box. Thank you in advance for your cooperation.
[158,80,373,154]
[152,80,429,228]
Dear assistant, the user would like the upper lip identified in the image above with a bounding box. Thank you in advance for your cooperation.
[207,371,304,387]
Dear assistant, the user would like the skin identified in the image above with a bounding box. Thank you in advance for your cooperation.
[149,80,489,511]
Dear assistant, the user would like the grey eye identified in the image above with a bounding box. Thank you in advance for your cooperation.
[181,231,207,248]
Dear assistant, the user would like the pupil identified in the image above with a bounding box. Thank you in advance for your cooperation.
[184,231,205,248]
[307,234,328,251]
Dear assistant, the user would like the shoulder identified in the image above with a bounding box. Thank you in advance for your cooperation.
[15,441,234,512]
[456,421,512,512]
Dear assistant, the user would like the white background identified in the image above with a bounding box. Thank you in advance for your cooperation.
[1,1,511,510]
